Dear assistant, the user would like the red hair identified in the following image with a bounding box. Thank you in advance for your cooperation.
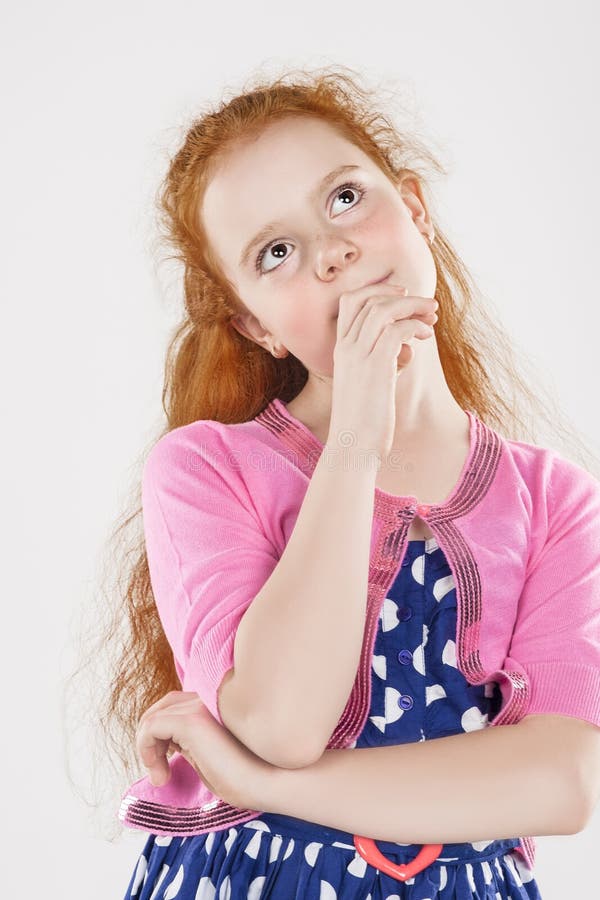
[62,64,599,840]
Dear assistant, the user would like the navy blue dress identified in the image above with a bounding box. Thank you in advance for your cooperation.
[123,538,544,898]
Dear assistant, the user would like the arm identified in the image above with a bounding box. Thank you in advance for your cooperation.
[142,426,379,771]
[254,716,587,844]
[219,441,379,768]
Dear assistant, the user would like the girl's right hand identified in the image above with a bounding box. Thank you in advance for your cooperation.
[327,281,439,462]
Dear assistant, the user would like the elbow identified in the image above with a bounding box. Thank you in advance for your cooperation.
[240,711,324,769]
[217,669,321,770]
[557,769,594,835]
[255,736,322,770]
[567,787,597,835]
[565,801,590,835]
[564,754,600,835]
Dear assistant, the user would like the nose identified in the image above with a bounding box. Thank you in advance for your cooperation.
[315,236,358,280]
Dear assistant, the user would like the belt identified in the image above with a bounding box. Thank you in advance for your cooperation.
[353,835,442,882]
[244,812,521,882]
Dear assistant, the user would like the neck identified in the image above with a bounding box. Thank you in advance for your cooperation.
[286,341,465,449]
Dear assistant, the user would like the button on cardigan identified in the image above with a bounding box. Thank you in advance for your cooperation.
[118,397,600,872]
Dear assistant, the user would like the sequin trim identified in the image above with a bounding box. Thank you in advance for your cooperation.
[119,399,536,871]
[119,794,261,836]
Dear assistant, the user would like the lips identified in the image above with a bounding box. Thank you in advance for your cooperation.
[334,271,393,319]
[366,270,392,287]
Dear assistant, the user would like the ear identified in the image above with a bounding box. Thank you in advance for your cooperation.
[398,175,433,235]
[229,310,270,348]
[230,312,288,357]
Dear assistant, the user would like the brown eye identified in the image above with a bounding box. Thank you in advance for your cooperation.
[254,180,367,275]
[255,241,293,274]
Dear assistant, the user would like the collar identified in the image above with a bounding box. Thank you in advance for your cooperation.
[254,397,502,522]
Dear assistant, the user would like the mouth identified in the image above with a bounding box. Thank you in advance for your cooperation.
[334,271,393,320]
[365,270,393,288]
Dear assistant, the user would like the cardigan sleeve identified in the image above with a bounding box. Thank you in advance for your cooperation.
[507,452,600,729]
[141,424,281,726]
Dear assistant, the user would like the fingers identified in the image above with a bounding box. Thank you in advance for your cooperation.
[136,714,177,784]
[378,317,434,372]
[343,289,438,346]
[135,692,207,787]
[137,690,197,723]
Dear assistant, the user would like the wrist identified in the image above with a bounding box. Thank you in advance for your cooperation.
[245,758,296,814]
[239,756,286,813]
[322,440,382,473]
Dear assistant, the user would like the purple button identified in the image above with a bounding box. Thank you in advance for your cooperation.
[398,694,414,710]
[398,605,412,621]
[397,649,413,665]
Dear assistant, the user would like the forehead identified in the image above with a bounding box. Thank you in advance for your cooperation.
[199,117,375,276]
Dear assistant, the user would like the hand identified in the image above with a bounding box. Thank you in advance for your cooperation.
[329,281,439,460]
[135,690,275,811]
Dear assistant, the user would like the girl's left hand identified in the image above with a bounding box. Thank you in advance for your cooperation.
[135,690,274,811]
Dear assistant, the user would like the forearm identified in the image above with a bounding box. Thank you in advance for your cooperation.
[257,723,580,843]
[222,443,378,765]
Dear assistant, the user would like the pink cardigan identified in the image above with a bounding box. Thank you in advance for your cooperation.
[118,397,600,870]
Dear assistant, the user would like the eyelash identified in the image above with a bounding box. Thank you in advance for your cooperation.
[254,180,368,275]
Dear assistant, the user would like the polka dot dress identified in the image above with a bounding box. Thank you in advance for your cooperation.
[122,538,544,899]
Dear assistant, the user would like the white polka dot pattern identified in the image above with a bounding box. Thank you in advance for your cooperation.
[122,540,542,900]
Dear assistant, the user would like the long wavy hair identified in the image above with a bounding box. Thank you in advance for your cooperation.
[62,63,600,841]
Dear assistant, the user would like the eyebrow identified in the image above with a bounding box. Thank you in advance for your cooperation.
[239,163,362,269]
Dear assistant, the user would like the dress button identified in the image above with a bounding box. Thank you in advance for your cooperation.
[398,694,414,710]
[398,605,413,622]
[397,649,413,665]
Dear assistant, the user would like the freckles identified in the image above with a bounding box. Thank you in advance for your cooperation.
[355,208,402,242]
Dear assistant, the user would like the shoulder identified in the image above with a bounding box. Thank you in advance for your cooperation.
[141,416,284,512]
[144,419,230,475]
[144,416,269,473]
[499,438,600,578]
[500,434,600,503]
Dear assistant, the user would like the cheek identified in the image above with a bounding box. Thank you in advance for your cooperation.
[351,206,426,271]
[279,302,337,372]
[382,208,420,249]
[283,302,334,345]
[383,211,437,293]
[365,204,400,237]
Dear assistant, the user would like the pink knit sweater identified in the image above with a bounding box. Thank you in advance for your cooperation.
[118,397,600,871]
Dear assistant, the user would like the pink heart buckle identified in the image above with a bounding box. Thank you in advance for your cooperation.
[353,835,444,882]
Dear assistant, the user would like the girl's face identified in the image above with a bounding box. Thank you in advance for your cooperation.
[200,116,436,377]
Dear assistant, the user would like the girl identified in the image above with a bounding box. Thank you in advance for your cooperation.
[92,66,600,898]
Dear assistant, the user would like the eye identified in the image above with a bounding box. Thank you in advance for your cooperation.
[255,181,367,275]
[255,240,293,275]
[330,182,364,215]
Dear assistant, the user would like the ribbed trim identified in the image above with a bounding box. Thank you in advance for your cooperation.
[119,398,538,871]
[524,661,600,725]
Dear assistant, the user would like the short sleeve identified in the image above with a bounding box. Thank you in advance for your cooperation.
[506,453,600,728]
[141,424,281,725]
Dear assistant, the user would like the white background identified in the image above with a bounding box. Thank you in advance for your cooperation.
[2,1,598,897]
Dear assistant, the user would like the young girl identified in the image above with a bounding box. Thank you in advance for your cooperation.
[111,67,600,899]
